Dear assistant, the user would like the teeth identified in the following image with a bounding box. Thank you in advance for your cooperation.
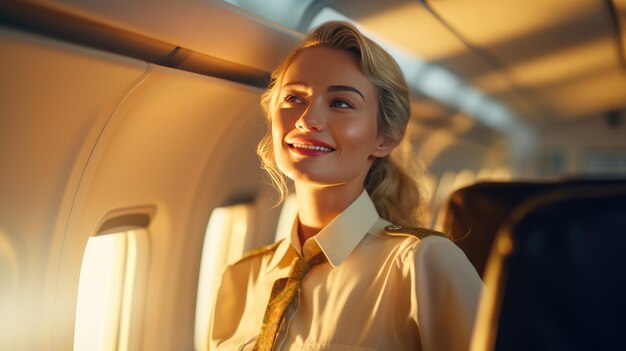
[292,143,333,152]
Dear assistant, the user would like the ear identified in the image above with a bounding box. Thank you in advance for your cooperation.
[371,135,398,158]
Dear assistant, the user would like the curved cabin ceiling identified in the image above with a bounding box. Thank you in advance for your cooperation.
[2,0,625,139]
[2,0,622,184]
[229,0,626,126]
[424,0,626,122]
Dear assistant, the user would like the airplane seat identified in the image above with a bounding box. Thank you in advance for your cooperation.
[472,183,626,351]
[440,179,626,277]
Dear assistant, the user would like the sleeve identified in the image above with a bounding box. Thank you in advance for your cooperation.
[412,235,484,351]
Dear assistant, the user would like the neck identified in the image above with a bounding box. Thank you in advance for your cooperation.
[295,181,364,243]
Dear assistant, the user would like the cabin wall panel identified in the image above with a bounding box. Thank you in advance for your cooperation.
[54,63,266,350]
[0,24,274,350]
[0,28,149,349]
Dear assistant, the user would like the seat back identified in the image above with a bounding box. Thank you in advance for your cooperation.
[473,183,626,351]
[441,179,626,277]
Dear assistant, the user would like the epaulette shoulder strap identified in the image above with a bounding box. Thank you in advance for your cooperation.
[234,239,283,264]
[384,224,447,239]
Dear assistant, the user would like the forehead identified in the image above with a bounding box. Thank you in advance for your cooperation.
[281,47,375,97]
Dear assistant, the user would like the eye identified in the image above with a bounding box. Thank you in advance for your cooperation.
[284,94,304,104]
[330,99,353,109]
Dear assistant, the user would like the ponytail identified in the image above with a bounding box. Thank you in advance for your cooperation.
[365,146,427,227]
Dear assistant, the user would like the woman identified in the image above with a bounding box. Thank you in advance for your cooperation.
[209,21,483,351]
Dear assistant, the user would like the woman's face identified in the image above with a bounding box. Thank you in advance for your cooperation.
[271,47,392,188]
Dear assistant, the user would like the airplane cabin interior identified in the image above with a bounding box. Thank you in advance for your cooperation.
[1,0,625,350]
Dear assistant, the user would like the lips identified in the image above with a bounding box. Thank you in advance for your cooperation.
[286,138,335,156]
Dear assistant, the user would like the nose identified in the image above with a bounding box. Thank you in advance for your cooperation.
[295,103,324,132]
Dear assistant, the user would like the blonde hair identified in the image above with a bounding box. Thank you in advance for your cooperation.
[257,21,426,227]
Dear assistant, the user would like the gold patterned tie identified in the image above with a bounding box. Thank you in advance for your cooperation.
[253,251,327,351]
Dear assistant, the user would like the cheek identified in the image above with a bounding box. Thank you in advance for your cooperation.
[271,128,284,159]
[270,112,292,171]
[336,118,379,148]
[270,112,286,142]
[271,109,294,133]
[271,124,282,142]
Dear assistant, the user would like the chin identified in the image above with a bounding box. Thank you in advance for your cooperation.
[287,169,363,189]
[277,154,370,187]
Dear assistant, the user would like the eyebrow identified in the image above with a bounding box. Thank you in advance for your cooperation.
[282,82,365,100]
[328,85,365,100]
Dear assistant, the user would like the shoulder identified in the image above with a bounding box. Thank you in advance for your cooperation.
[229,239,283,268]
[412,235,480,282]
[369,218,448,241]
[383,223,448,240]
[370,219,472,274]
[367,220,449,263]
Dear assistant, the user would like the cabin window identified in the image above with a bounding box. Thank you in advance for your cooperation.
[74,229,146,351]
[195,204,252,351]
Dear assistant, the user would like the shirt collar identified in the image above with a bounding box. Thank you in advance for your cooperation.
[266,220,299,274]
[267,189,380,272]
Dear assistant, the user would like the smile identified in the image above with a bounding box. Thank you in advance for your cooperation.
[290,143,334,152]
[287,142,335,156]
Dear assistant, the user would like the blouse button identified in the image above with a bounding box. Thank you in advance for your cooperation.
[385,224,403,231]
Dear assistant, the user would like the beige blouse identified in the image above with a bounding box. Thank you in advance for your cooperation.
[209,190,483,351]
